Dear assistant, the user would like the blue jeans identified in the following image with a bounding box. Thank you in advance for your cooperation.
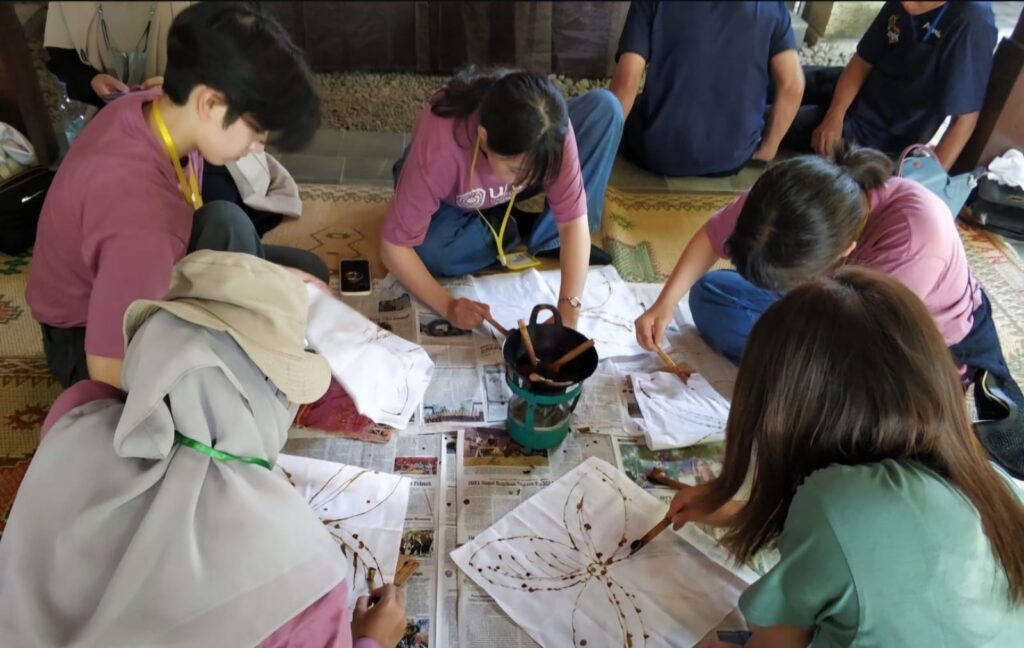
[392,89,624,277]
[691,269,1024,476]
[689,270,782,364]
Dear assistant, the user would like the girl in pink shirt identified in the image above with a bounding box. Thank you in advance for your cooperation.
[381,68,623,331]
[636,147,1023,478]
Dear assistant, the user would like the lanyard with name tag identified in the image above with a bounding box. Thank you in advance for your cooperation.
[469,133,540,271]
[151,100,202,211]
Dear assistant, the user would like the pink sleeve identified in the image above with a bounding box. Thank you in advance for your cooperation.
[83,230,181,358]
[258,581,365,648]
[705,192,750,258]
[40,381,125,440]
[544,121,587,224]
[383,120,457,248]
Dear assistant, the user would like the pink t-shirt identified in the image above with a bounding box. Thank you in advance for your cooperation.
[382,103,587,247]
[26,91,202,359]
[704,177,981,346]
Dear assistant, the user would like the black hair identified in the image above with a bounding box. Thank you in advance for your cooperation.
[162,2,320,152]
[725,146,894,291]
[430,66,567,186]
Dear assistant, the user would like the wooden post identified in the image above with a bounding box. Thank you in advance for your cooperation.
[953,7,1024,173]
[0,3,59,168]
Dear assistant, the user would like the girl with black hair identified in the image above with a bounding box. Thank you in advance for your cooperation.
[381,67,623,330]
[635,147,1024,479]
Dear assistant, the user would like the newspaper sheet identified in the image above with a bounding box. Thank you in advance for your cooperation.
[454,428,619,648]
[455,427,621,544]
[436,433,461,648]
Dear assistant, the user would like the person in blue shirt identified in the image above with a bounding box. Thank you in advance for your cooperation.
[784,1,997,169]
[610,1,804,178]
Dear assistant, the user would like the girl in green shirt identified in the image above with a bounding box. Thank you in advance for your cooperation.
[673,266,1024,647]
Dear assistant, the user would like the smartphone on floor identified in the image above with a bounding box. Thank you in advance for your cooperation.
[340,259,371,295]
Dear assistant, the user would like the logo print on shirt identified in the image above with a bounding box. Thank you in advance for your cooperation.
[456,188,486,209]
[886,15,900,44]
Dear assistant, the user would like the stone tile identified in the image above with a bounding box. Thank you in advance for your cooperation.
[339,131,406,158]
[275,154,345,184]
[608,156,668,192]
[290,129,345,157]
[341,156,396,186]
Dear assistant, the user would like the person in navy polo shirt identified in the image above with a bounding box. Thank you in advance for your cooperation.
[785,1,997,169]
[610,1,804,177]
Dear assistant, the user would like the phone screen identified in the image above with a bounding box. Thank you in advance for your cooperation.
[340,259,371,294]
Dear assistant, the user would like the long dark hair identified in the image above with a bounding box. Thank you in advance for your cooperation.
[430,66,567,186]
[726,146,893,291]
[695,267,1024,602]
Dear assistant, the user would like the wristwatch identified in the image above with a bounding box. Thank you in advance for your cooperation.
[559,296,582,309]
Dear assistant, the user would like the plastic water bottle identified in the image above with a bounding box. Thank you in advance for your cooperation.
[56,81,87,147]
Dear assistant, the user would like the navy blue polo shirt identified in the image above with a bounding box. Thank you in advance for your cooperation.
[617,1,796,177]
[847,0,997,153]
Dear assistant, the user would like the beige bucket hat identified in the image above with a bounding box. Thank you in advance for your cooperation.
[123,250,331,404]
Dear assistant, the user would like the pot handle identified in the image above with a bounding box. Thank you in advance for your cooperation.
[529,303,562,329]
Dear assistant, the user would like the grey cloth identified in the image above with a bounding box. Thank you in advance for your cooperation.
[0,311,347,646]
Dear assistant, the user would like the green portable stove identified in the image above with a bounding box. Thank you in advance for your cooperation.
[502,305,599,451]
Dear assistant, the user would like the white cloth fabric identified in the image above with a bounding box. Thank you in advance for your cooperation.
[0,122,35,179]
[305,284,434,428]
[987,149,1024,190]
[227,151,303,218]
[631,371,730,450]
[0,312,347,646]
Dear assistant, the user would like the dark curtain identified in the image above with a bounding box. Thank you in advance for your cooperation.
[259,1,629,77]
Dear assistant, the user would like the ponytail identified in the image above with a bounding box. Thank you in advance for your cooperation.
[833,143,893,191]
[430,66,511,119]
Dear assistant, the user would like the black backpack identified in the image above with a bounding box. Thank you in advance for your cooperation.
[962,177,1024,241]
[0,165,54,255]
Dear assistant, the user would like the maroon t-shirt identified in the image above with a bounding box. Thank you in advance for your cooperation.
[26,91,202,359]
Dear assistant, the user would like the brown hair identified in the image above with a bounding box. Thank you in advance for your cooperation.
[697,266,1024,601]
[726,146,893,291]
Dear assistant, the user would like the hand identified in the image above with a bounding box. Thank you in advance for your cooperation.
[811,113,845,158]
[352,584,407,648]
[635,301,674,351]
[140,75,164,91]
[91,73,130,101]
[445,297,490,331]
[668,483,743,530]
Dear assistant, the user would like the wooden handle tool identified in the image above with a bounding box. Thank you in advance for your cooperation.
[393,557,419,587]
[655,346,693,381]
[628,516,673,556]
[518,319,539,366]
[549,339,595,373]
[647,467,688,491]
[483,314,509,337]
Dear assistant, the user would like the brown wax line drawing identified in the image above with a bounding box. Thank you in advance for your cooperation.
[280,465,403,588]
[466,463,654,647]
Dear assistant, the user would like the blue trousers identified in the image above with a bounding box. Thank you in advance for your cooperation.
[691,269,1024,475]
[393,89,624,277]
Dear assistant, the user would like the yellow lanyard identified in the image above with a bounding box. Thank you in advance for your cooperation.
[151,101,203,210]
[469,133,517,265]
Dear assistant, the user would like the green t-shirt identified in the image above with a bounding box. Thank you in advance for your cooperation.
[739,460,1024,647]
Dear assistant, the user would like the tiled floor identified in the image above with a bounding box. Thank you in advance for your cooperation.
[274,128,765,193]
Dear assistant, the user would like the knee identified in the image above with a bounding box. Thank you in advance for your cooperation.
[581,88,624,131]
[194,200,254,236]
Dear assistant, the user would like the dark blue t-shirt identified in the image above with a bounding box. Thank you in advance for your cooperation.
[847,0,997,153]
[617,1,796,177]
